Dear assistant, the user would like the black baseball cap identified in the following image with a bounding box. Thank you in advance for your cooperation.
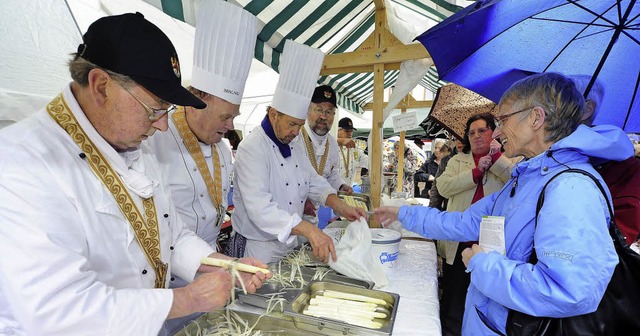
[338,117,356,131]
[311,85,337,107]
[78,12,206,109]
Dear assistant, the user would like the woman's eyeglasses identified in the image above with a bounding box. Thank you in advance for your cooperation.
[495,107,534,128]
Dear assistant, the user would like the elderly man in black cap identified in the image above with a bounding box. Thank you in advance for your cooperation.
[297,85,352,193]
[295,85,353,224]
[0,13,268,335]
[337,117,369,188]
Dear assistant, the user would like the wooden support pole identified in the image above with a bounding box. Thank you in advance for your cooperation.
[370,62,384,228]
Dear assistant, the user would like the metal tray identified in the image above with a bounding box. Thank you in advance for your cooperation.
[236,263,374,311]
[173,309,323,336]
[288,281,400,335]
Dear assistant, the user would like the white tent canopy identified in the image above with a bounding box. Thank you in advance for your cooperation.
[0,0,194,126]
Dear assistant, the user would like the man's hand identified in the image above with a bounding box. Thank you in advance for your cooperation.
[338,138,356,148]
[461,244,484,268]
[339,184,353,195]
[234,257,271,293]
[169,268,231,319]
[373,206,400,227]
[325,194,366,221]
[292,221,336,263]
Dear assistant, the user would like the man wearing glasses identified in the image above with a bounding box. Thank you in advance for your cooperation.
[0,12,268,335]
[295,85,352,225]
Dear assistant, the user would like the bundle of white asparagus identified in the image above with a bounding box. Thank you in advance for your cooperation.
[302,290,388,329]
[342,195,369,211]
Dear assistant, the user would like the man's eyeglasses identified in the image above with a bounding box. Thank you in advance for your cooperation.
[312,107,336,117]
[495,107,534,128]
[467,127,491,138]
[121,85,176,121]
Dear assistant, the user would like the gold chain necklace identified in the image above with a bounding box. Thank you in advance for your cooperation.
[301,127,329,175]
[172,109,226,227]
[47,93,167,288]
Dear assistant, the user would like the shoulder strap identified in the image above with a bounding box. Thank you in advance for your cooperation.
[530,168,615,263]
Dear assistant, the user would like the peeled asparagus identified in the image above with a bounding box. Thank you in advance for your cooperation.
[310,296,378,310]
[303,309,383,329]
[200,257,271,275]
[323,290,388,306]
[305,303,387,319]
[342,195,369,211]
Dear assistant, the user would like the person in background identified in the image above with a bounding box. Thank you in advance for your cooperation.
[0,13,268,335]
[383,136,427,196]
[150,0,257,252]
[415,138,451,197]
[227,40,365,264]
[296,85,350,193]
[571,74,640,246]
[295,85,352,226]
[433,113,516,336]
[337,117,368,188]
[429,138,464,210]
[375,72,631,335]
[225,129,242,152]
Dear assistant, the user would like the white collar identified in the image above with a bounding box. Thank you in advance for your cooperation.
[63,85,155,198]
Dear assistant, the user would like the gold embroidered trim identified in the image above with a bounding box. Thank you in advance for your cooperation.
[301,127,329,175]
[340,147,351,179]
[171,109,223,210]
[47,93,167,288]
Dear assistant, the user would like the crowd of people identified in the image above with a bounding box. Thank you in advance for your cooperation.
[0,1,638,336]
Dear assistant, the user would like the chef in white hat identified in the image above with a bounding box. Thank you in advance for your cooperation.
[150,0,260,254]
[227,40,366,264]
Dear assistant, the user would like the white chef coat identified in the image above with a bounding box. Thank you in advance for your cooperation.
[231,123,335,263]
[0,85,214,336]
[150,115,233,249]
[293,123,346,190]
[339,145,368,186]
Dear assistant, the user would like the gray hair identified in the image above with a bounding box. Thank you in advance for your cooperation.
[570,74,605,125]
[499,72,585,143]
[68,54,133,87]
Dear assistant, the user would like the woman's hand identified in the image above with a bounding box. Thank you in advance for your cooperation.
[373,206,400,227]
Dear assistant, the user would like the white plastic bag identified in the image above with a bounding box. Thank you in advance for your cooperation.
[328,218,388,288]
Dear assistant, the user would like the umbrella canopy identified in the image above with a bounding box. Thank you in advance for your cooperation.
[426,83,497,140]
[416,0,640,132]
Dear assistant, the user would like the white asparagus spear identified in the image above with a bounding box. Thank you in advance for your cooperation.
[322,290,388,306]
[303,309,383,329]
[200,257,271,275]
[305,304,388,319]
[310,296,378,310]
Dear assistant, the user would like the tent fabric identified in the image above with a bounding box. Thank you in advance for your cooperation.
[0,0,196,125]
[142,0,475,113]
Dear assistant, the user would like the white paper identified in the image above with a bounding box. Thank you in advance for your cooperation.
[392,111,418,132]
[479,216,506,254]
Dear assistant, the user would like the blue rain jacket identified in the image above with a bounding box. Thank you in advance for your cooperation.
[398,125,634,335]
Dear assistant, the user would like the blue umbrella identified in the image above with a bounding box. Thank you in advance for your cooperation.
[416,0,640,132]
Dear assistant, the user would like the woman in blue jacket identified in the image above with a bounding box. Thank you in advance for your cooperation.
[375,72,634,335]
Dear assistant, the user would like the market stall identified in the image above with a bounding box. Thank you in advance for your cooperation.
[175,232,440,335]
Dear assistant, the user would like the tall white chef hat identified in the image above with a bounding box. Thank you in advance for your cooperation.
[271,40,325,119]
[191,0,258,105]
